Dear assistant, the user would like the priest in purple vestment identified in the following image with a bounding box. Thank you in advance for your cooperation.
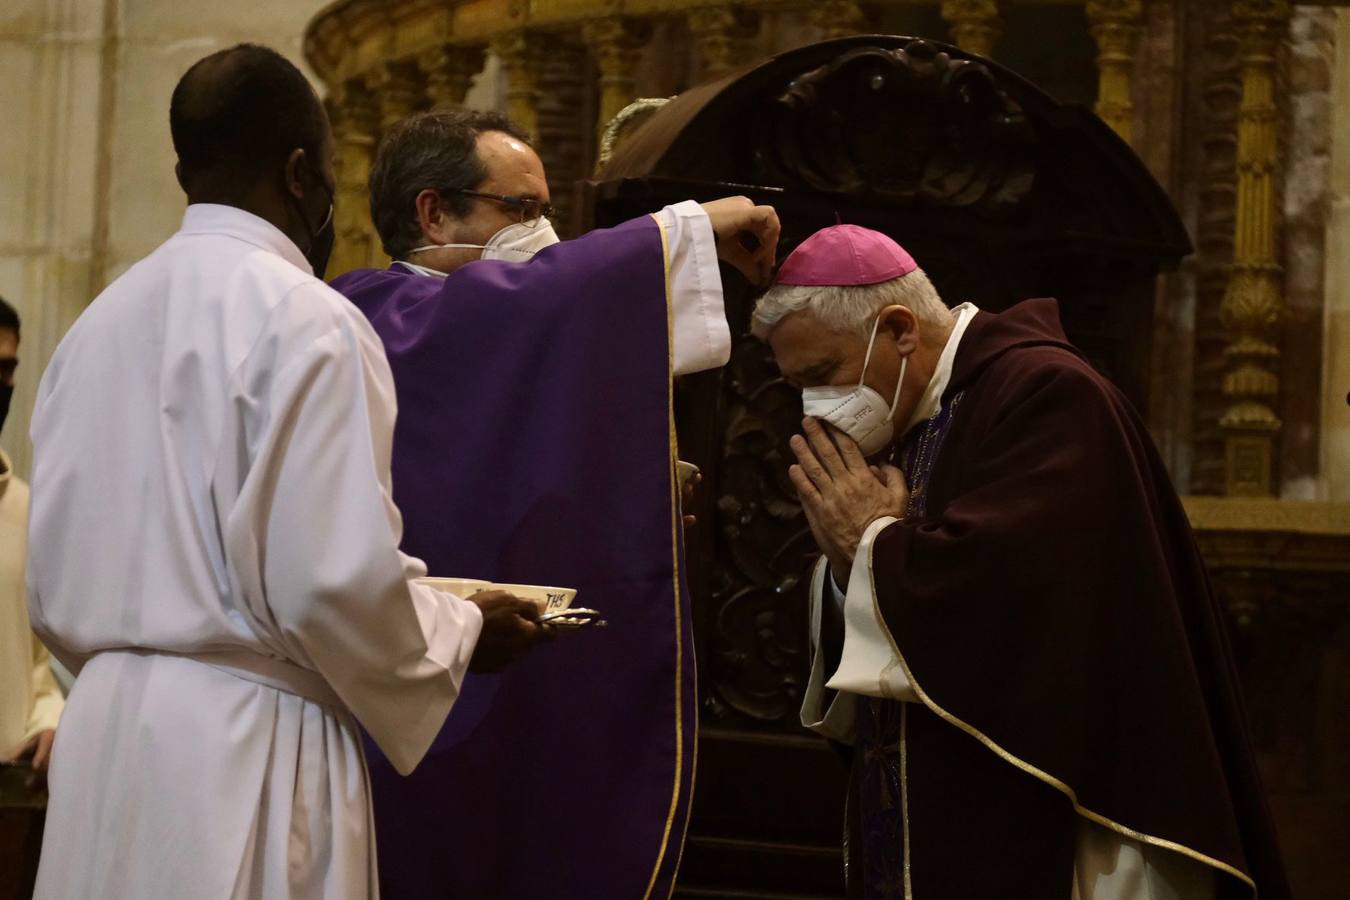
[751,225,1289,900]
[330,110,780,900]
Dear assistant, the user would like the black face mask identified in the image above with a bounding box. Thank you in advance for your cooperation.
[0,383,11,438]
[291,163,336,280]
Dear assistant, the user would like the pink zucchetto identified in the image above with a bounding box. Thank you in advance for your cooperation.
[773,224,918,287]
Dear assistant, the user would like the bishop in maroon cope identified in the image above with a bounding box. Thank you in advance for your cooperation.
[754,225,1289,900]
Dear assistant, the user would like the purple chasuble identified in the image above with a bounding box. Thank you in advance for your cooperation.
[331,216,696,900]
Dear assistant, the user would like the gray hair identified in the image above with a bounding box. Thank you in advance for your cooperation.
[751,268,951,340]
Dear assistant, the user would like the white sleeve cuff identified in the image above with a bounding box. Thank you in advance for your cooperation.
[800,556,857,744]
[824,516,916,702]
[652,201,731,376]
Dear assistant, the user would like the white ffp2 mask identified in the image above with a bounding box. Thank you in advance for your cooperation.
[409,217,560,263]
[800,314,907,457]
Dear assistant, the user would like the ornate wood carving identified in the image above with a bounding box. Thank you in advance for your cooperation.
[328,79,383,278]
[583,17,653,147]
[1086,0,1143,143]
[491,31,549,142]
[756,42,1036,214]
[809,0,867,42]
[1187,1,1243,496]
[1219,0,1290,496]
[939,0,1002,58]
[368,59,423,133]
[534,38,593,237]
[687,7,760,82]
[418,44,485,109]
[699,323,818,724]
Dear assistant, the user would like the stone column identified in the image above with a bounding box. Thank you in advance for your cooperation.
[1323,11,1350,501]
[809,0,866,41]
[1219,0,1291,496]
[418,45,485,110]
[940,0,1002,58]
[368,59,423,133]
[583,18,652,147]
[687,7,758,82]
[491,31,547,141]
[328,80,382,278]
[1086,0,1144,143]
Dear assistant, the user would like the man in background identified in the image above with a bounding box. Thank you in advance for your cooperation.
[0,295,63,781]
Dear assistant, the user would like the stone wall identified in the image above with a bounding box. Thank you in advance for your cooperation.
[1323,11,1350,500]
[1281,7,1337,499]
[0,0,504,480]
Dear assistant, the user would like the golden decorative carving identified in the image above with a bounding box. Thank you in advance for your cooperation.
[1189,3,1243,497]
[940,0,1002,58]
[368,59,424,133]
[1183,496,1350,537]
[687,7,760,82]
[809,0,866,42]
[1085,0,1143,143]
[1219,0,1290,497]
[418,45,486,109]
[491,31,549,141]
[583,18,653,146]
[597,97,671,173]
[328,80,384,278]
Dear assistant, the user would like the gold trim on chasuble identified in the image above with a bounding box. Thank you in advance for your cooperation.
[640,214,696,900]
[862,539,1259,896]
[900,701,913,900]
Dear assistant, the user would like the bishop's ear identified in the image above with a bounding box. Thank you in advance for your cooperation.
[878,304,921,355]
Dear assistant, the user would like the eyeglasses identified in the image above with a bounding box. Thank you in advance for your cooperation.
[448,189,555,228]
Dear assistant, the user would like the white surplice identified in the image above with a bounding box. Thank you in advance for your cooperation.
[800,305,1216,900]
[25,204,486,900]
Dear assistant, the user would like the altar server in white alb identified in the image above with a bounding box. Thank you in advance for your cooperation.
[23,45,549,899]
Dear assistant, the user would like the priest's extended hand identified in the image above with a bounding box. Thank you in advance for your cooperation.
[788,417,909,585]
[700,196,781,286]
[467,591,549,672]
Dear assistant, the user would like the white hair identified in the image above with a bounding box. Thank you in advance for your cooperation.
[751,268,952,340]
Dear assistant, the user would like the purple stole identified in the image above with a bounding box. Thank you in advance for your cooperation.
[855,393,964,900]
[331,216,695,899]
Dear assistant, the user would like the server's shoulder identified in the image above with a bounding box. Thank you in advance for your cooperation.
[254,264,380,360]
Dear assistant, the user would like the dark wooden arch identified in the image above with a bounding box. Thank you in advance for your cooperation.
[586,35,1191,898]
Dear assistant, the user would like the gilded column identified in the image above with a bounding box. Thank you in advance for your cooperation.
[809,0,866,41]
[1219,0,1290,496]
[419,45,486,110]
[492,31,547,141]
[687,8,758,82]
[1086,0,1144,143]
[940,0,1002,57]
[583,18,652,147]
[368,59,423,133]
[328,80,382,278]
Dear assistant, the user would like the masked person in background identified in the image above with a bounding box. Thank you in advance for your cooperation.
[0,295,63,797]
[330,110,781,900]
